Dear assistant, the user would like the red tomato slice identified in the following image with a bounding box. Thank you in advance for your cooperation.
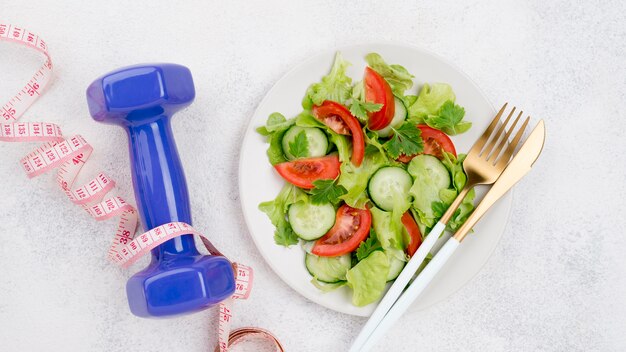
[312,109,350,135]
[401,211,422,257]
[312,101,365,167]
[397,125,457,163]
[274,155,340,189]
[364,67,395,131]
[312,204,372,257]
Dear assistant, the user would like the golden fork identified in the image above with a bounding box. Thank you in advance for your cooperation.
[440,103,530,224]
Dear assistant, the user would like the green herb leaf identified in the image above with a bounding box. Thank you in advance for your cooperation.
[425,100,472,136]
[349,81,383,122]
[350,100,383,122]
[355,233,383,262]
[288,130,309,158]
[383,122,424,159]
[310,179,347,205]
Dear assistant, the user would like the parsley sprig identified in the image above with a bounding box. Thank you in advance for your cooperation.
[425,101,472,136]
[355,233,383,261]
[349,81,382,122]
[288,130,309,158]
[383,122,424,159]
[310,179,347,205]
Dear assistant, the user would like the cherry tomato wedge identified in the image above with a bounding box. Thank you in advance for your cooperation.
[364,67,395,131]
[397,125,457,163]
[312,204,372,257]
[401,211,422,257]
[312,106,350,135]
[312,101,365,167]
[274,155,340,189]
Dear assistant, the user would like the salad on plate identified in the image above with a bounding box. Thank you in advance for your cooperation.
[257,52,475,307]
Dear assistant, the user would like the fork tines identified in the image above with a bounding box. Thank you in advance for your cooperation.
[472,103,531,167]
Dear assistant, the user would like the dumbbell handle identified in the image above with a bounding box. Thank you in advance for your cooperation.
[126,116,199,259]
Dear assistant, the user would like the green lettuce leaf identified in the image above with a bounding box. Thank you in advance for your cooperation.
[407,83,456,123]
[302,52,352,109]
[257,113,295,165]
[441,152,467,192]
[365,53,414,96]
[295,110,324,128]
[266,129,288,165]
[447,188,476,232]
[346,250,389,306]
[329,132,351,163]
[390,186,412,248]
[256,112,295,136]
[371,207,405,251]
[338,149,387,208]
[364,129,387,157]
[259,184,308,246]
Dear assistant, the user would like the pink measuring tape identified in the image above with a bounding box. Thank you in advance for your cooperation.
[0,23,283,352]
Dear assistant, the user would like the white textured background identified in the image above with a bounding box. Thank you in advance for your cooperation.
[1,1,625,351]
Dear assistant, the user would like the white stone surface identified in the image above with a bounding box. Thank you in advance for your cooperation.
[0,1,625,351]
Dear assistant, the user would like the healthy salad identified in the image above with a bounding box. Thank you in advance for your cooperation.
[257,52,475,307]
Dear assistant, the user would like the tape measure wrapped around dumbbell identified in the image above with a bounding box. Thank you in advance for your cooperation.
[2,24,282,350]
[86,64,237,317]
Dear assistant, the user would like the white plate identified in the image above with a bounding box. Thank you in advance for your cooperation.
[239,43,512,317]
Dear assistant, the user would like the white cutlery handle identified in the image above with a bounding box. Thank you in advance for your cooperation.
[359,237,461,352]
[349,221,446,352]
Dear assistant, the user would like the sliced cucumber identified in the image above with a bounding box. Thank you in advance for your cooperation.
[375,96,407,138]
[368,166,413,211]
[288,201,335,240]
[386,252,406,281]
[305,253,352,283]
[282,126,329,160]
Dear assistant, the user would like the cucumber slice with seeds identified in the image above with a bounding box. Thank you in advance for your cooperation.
[288,201,335,240]
[368,166,413,211]
[305,253,352,283]
[282,126,328,160]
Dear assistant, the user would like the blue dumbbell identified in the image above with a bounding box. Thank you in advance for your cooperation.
[86,63,235,317]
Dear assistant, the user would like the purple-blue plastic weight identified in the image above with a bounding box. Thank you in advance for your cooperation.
[86,63,236,317]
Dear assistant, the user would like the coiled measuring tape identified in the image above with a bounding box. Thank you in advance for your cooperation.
[0,23,283,352]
